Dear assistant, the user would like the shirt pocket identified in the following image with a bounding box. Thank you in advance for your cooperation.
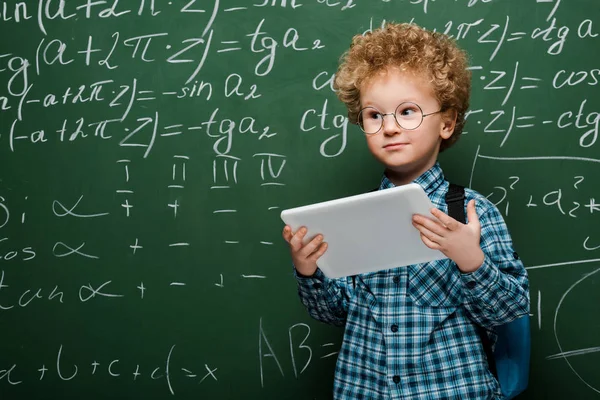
[407,259,463,308]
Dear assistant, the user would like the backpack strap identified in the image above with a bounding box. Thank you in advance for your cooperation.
[445,183,467,224]
[444,183,498,379]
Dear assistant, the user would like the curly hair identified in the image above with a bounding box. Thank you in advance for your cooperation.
[333,22,471,152]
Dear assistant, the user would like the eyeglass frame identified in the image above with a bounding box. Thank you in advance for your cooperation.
[356,102,446,135]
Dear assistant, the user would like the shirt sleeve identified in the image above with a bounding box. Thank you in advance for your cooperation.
[294,267,352,327]
[460,200,530,328]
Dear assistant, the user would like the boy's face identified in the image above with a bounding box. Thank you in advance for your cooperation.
[359,68,456,179]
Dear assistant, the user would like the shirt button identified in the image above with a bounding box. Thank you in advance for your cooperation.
[513,251,519,260]
[466,281,476,289]
[391,324,399,333]
[393,276,400,284]
[393,375,400,384]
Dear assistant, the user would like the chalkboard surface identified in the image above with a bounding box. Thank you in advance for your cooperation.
[1,1,599,399]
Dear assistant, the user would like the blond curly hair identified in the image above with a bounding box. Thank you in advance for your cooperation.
[334,22,471,152]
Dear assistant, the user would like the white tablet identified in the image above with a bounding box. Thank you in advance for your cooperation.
[280,183,447,279]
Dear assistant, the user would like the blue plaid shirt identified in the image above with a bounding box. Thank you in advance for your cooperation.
[295,162,530,399]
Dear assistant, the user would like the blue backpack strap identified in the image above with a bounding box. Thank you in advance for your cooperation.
[445,183,499,379]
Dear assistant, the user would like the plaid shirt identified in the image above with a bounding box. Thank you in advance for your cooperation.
[295,162,530,399]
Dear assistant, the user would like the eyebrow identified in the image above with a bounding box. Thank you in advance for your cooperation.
[361,98,416,109]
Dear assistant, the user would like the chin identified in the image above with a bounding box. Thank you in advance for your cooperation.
[381,160,415,172]
[384,156,429,173]
[377,154,414,168]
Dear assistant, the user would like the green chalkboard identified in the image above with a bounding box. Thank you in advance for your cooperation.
[1,1,599,399]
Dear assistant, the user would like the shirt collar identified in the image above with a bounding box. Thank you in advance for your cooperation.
[378,162,446,195]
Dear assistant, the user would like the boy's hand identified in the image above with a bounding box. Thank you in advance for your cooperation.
[412,199,485,273]
[282,225,328,277]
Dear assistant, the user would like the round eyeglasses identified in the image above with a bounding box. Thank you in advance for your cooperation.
[357,102,443,135]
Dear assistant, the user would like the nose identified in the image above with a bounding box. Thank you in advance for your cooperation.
[381,113,401,136]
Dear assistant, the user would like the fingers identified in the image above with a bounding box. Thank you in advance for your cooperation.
[430,207,460,230]
[288,226,307,251]
[282,225,293,243]
[285,226,327,258]
[414,223,442,245]
[420,233,440,250]
[308,242,328,261]
[301,233,325,258]
[466,199,479,225]
[412,215,447,237]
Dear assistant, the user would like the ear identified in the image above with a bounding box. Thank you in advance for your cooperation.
[439,109,457,140]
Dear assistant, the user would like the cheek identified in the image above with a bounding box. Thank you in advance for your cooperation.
[416,124,445,143]
[365,135,379,152]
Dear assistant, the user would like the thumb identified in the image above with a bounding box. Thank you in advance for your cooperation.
[467,199,479,225]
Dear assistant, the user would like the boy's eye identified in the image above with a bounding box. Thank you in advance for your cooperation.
[397,105,419,117]
[365,110,382,120]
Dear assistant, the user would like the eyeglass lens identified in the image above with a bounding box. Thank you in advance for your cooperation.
[358,102,424,134]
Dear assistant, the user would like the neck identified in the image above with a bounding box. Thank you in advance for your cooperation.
[384,159,437,186]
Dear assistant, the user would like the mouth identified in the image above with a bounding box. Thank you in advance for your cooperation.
[383,143,409,149]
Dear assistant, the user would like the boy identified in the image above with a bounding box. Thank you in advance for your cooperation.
[282,23,529,399]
